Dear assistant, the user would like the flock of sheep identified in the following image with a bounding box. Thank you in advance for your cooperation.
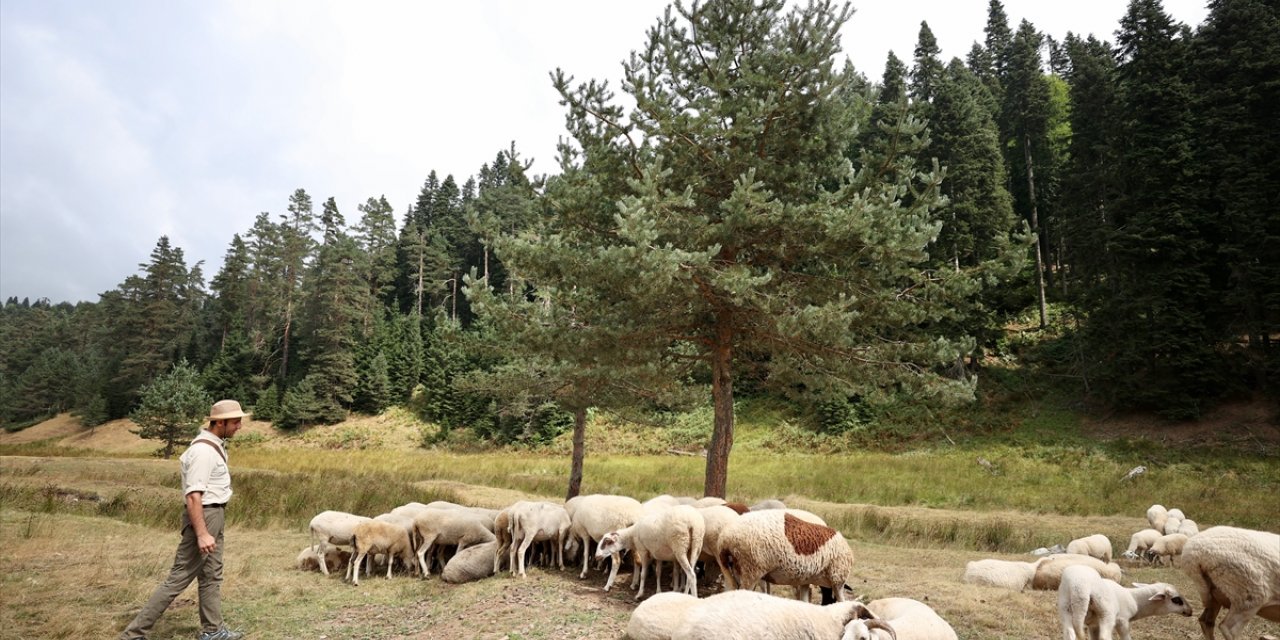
[299,496,1280,639]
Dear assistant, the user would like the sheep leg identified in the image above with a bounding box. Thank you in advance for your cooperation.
[1217,606,1259,640]
[579,536,591,579]
[604,551,622,592]
[351,550,367,586]
[635,553,651,599]
[417,535,438,577]
[385,548,394,579]
[674,554,696,596]
[517,535,537,578]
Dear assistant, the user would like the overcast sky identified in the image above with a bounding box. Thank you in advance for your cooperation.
[0,0,1209,304]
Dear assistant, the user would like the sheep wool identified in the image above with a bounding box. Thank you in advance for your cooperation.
[1057,564,1193,640]
[442,540,497,584]
[1066,534,1113,564]
[843,597,959,640]
[672,590,872,640]
[1031,554,1123,591]
[961,558,1039,592]
[626,592,700,640]
[718,510,855,600]
[1180,525,1280,640]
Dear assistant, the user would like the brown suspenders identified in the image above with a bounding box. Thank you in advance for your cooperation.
[191,439,227,463]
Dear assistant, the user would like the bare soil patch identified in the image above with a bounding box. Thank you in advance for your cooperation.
[1081,398,1280,448]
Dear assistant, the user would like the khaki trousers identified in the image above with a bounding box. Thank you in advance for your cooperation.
[119,506,225,639]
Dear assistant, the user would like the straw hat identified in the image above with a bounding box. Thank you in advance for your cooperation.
[208,399,247,421]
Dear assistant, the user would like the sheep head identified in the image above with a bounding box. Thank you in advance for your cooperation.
[841,618,896,640]
[595,531,627,559]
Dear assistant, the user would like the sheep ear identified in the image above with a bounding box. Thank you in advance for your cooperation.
[1148,591,1167,602]
[841,603,876,626]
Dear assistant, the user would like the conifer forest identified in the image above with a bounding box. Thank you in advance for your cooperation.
[2,0,1276,494]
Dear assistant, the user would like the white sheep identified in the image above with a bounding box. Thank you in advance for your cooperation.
[442,540,497,584]
[1180,525,1280,640]
[1177,519,1199,538]
[1165,516,1186,536]
[509,501,572,577]
[565,494,643,591]
[1057,564,1193,639]
[1067,533,1113,564]
[697,504,744,589]
[717,509,855,602]
[411,507,496,577]
[1167,508,1186,520]
[1147,505,1169,534]
[750,499,788,511]
[296,545,351,573]
[1150,533,1189,567]
[1033,554,1124,591]
[626,591,700,640]
[1122,529,1164,561]
[692,496,728,508]
[308,510,372,577]
[672,590,874,639]
[597,504,705,598]
[350,519,416,586]
[842,597,958,640]
[961,558,1040,591]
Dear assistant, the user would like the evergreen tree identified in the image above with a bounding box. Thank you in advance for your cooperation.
[278,188,318,384]
[108,236,205,413]
[130,359,212,459]
[296,197,363,417]
[910,22,944,115]
[1191,0,1280,391]
[1000,20,1053,327]
[209,234,251,351]
[1087,0,1220,416]
[353,195,399,315]
[493,0,998,497]
[1058,34,1120,297]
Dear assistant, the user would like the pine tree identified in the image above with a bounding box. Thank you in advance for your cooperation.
[1000,20,1053,328]
[1191,0,1280,390]
[911,22,944,115]
[1088,0,1217,417]
[296,197,363,418]
[278,188,318,384]
[353,195,399,313]
[492,0,992,497]
[130,359,212,459]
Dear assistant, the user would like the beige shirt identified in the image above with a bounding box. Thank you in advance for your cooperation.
[180,429,233,505]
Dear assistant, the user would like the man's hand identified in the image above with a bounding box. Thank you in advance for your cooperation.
[197,532,218,555]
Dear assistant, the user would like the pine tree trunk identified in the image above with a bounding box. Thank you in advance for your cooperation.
[704,324,734,498]
[416,234,425,316]
[281,299,293,382]
[566,407,587,501]
[1023,134,1048,329]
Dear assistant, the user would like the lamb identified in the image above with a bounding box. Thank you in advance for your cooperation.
[1057,564,1193,639]
[671,590,874,640]
[1149,533,1189,567]
[1180,525,1280,640]
[1032,554,1124,591]
[1067,533,1113,564]
[565,494,643,591]
[508,501,572,577]
[596,504,705,598]
[1165,515,1186,536]
[1122,529,1163,561]
[626,591,700,640]
[1147,505,1169,534]
[842,597,958,640]
[350,519,416,586]
[411,507,496,577]
[961,558,1040,591]
[442,540,497,584]
[296,545,350,573]
[717,509,855,602]
[308,510,372,577]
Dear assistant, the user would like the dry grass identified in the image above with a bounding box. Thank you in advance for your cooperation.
[2,458,1279,640]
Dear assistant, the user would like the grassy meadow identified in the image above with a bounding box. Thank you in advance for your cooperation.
[2,390,1279,639]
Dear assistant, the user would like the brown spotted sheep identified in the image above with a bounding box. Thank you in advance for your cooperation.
[717,510,855,603]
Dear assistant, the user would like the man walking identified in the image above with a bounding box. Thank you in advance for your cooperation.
[119,399,248,640]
